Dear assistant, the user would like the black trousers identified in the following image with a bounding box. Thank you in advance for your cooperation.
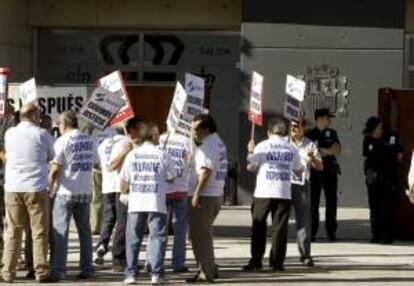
[250,198,291,268]
[310,168,338,238]
[365,169,397,241]
[112,193,128,265]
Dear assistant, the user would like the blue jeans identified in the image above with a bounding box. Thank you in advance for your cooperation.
[96,193,117,252]
[51,195,94,279]
[125,212,166,279]
[167,198,188,270]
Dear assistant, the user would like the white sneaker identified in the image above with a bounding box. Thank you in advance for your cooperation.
[124,277,136,285]
[94,245,106,265]
[151,275,165,285]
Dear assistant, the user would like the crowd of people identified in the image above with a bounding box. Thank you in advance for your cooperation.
[0,102,406,285]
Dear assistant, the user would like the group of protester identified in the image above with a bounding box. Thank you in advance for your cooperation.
[0,102,228,285]
[0,101,406,285]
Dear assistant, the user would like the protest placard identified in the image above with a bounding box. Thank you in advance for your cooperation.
[175,73,205,137]
[248,71,264,127]
[19,78,37,105]
[166,81,187,132]
[286,74,306,101]
[98,70,134,126]
[284,75,306,122]
[0,68,10,119]
[79,87,125,130]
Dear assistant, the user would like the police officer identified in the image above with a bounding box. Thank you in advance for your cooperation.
[307,108,341,241]
[363,116,402,244]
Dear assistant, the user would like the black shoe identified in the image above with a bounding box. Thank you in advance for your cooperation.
[370,237,381,244]
[302,258,314,267]
[77,272,93,279]
[382,238,394,244]
[173,266,189,273]
[327,235,336,242]
[242,261,262,271]
[26,270,36,279]
[36,275,60,283]
[272,265,285,272]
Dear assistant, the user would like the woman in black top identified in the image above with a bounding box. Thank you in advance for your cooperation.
[363,116,401,244]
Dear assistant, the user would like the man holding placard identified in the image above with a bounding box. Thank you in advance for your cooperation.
[244,118,302,272]
[288,119,323,267]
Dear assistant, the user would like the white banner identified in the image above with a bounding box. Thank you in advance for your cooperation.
[79,87,125,130]
[166,81,187,132]
[19,78,37,105]
[286,74,306,102]
[9,85,88,123]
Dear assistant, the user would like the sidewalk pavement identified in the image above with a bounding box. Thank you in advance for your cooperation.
[7,207,414,285]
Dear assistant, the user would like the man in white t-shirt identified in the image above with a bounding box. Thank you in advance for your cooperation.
[108,117,145,272]
[289,120,323,267]
[243,117,302,272]
[120,123,175,285]
[186,114,228,283]
[90,127,117,234]
[48,111,95,281]
[2,103,55,283]
[94,126,126,265]
[159,131,190,273]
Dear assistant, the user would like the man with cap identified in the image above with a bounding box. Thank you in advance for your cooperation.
[364,116,402,244]
[307,108,341,241]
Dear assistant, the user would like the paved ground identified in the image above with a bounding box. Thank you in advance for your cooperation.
[7,207,414,285]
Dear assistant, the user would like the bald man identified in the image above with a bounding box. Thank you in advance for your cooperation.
[2,103,56,283]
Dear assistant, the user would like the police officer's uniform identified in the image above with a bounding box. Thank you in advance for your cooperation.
[364,127,402,243]
[307,113,340,241]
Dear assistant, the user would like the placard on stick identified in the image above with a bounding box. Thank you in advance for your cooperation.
[79,87,125,130]
[98,71,134,126]
[284,74,306,121]
[248,71,264,127]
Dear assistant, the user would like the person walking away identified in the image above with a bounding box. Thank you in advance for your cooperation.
[109,117,145,272]
[49,111,95,281]
[120,123,175,285]
[243,117,302,271]
[94,125,128,265]
[160,131,190,273]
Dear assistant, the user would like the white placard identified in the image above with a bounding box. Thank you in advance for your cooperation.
[19,78,37,105]
[249,71,264,126]
[79,87,125,130]
[99,70,134,126]
[286,74,306,102]
[176,73,205,136]
[283,95,302,122]
[166,81,187,132]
